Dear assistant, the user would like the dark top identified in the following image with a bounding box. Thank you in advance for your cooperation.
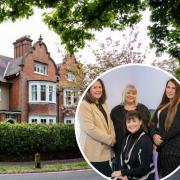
[119,129,154,180]
[96,103,108,125]
[110,103,150,161]
[149,103,180,157]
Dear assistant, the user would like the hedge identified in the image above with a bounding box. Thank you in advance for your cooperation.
[0,123,79,156]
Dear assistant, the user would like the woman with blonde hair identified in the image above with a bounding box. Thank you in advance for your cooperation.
[78,79,116,177]
[149,78,180,177]
[110,84,150,169]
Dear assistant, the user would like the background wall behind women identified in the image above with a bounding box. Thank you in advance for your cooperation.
[101,65,177,110]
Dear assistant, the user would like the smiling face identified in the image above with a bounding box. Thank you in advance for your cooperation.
[126,117,142,134]
[125,89,137,104]
[166,81,176,100]
[89,80,103,102]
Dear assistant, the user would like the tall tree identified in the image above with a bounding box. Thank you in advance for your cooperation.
[0,0,179,60]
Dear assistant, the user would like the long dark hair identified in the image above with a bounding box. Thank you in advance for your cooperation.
[149,78,180,130]
[84,78,106,104]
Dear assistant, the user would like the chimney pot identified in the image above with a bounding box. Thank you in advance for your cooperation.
[13,35,33,59]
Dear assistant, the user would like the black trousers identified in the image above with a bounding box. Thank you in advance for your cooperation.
[158,155,180,178]
[91,161,112,177]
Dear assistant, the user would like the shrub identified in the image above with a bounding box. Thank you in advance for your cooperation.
[0,123,79,156]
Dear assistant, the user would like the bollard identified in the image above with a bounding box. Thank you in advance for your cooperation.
[35,153,41,168]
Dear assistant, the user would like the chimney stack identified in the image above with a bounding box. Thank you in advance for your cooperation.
[13,35,33,58]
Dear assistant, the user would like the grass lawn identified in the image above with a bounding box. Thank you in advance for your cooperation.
[0,161,90,173]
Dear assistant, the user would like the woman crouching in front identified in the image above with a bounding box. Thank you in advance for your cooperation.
[112,110,154,180]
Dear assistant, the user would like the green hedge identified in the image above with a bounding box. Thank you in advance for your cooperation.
[0,123,78,156]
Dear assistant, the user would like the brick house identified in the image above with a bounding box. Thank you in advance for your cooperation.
[0,36,58,124]
[58,55,83,124]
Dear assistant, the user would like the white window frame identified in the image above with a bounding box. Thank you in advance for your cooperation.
[29,81,56,103]
[34,62,48,76]
[63,89,81,107]
[64,116,75,124]
[29,116,56,124]
[67,71,75,81]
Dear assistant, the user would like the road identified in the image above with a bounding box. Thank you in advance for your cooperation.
[0,169,104,180]
[0,169,179,180]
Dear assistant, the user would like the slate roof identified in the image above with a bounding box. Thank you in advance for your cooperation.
[4,56,23,77]
[0,55,13,82]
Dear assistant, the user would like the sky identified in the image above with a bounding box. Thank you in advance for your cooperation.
[0,8,169,65]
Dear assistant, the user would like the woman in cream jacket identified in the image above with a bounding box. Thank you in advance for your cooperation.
[78,79,116,177]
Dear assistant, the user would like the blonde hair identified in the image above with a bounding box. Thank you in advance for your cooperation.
[121,84,138,105]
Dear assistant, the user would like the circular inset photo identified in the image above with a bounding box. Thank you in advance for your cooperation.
[75,64,180,180]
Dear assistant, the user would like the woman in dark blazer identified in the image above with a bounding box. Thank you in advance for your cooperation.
[78,79,116,177]
[149,78,180,178]
[112,110,154,180]
[110,84,150,169]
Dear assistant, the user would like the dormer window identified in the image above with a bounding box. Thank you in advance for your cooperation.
[34,62,48,75]
[67,71,75,81]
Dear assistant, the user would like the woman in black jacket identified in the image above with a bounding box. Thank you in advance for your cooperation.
[110,84,150,169]
[112,110,154,180]
[149,78,180,178]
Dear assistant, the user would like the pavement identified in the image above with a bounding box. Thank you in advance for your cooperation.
[0,158,85,167]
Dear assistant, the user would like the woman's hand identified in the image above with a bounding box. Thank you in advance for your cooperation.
[153,134,163,146]
[111,136,116,147]
[121,176,128,180]
[111,170,121,177]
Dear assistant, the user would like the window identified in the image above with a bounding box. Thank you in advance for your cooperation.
[5,114,18,122]
[64,116,74,124]
[65,90,72,106]
[49,86,53,102]
[32,119,37,123]
[29,116,56,124]
[41,119,46,124]
[40,85,46,101]
[66,120,72,124]
[34,63,48,75]
[49,119,54,124]
[6,114,17,119]
[29,81,56,103]
[67,71,75,81]
[64,89,81,107]
[31,85,37,101]
[73,91,80,105]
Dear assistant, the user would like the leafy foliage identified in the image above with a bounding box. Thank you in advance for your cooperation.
[0,0,179,60]
[148,0,180,61]
[0,123,78,156]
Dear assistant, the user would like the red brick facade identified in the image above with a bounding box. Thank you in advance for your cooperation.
[0,36,58,123]
[58,55,83,124]
[0,35,83,124]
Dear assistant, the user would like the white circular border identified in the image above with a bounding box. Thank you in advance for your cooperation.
[75,63,180,180]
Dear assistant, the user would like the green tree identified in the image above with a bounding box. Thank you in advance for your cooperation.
[0,0,179,61]
[148,0,180,61]
[152,58,180,80]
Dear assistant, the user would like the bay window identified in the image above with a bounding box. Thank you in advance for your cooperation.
[29,81,56,103]
[64,89,81,107]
